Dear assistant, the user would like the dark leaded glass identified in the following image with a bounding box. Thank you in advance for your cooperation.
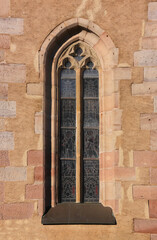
[60,160,76,202]
[83,78,98,97]
[60,99,76,127]
[60,69,76,98]
[83,160,99,202]
[73,47,84,62]
[60,129,75,158]
[83,100,99,127]
[83,68,99,79]
[83,129,99,158]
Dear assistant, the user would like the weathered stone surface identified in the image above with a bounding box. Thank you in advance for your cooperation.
[0,132,14,150]
[4,182,25,202]
[0,50,4,62]
[114,67,131,80]
[134,219,157,233]
[35,112,43,134]
[145,22,157,37]
[0,64,26,83]
[0,35,10,49]
[27,150,43,166]
[132,82,157,95]
[0,182,4,202]
[134,151,157,167]
[0,83,8,99]
[151,168,157,184]
[3,202,34,219]
[142,38,157,49]
[34,166,43,181]
[0,18,23,35]
[154,96,157,112]
[115,167,136,181]
[148,3,157,21]
[133,185,157,199]
[0,167,26,181]
[152,234,157,240]
[27,83,43,96]
[134,50,157,66]
[0,151,9,166]
[0,0,10,17]
[0,101,16,117]
[25,184,43,199]
[144,67,157,82]
[140,113,157,130]
[149,200,157,218]
[151,131,157,150]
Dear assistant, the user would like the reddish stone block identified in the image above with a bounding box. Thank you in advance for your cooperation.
[151,234,157,240]
[149,200,157,218]
[27,150,43,166]
[0,0,10,17]
[38,199,43,216]
[0,83,8,100]
[133,186,157,200]
[35,167,43,181]
[0,35,10,49]
[26,184,43,199]
[99,151,119,168]
[3,202,34,220]
[115,167,136,181]
[134,151,157,167]
[0,182,4,202]
[151,168,157,184]
[0,64,26,83]
[134,219,157,233]
[0,151,9,166]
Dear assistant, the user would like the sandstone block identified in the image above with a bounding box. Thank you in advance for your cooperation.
[142,38,157,49]
[0,167,5,181]
[151,168,157,184]
[3,202,34,219]
[152,235,157,240]
[151,131,157,150]
[25,184,43,199]
[0,182,4,202]
[134,50,157,67]
[149,200,157,218]
[0,151,9,166]
[27,150,43,166]
[5,167,26,181]
[0,132,14,150]
[145,22,157,37]
[4,182,25,203]
[38,199,43,216]
[115,167,136,181]
[132,82,157,95]
[148,3,157,21]
[27,83,43,96]
[154,96,157,112]
[140,113,157,130]
[134,151,157,167]
[0,64,26,83]
[0,0,10,17]
[144,67,157,81]
[0,50,4,62]
[35,112,43,134]
[0,18,23,35]
[0,119,5,130]
[99,151,119,168]
[114,68,131,80]
[134,219,157,233]
[133,185,157,199]
[0,83,8,99]
[0,35,10,49]
[35,166,43,181]
[0,101,16,117]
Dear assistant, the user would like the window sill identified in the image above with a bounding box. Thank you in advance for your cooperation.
[42,203,116,225]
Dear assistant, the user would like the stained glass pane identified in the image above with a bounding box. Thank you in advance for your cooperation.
[60,129,75,158]
[84,100,99,127]
[83,78,98,97]
[83,68,98,79]
[83,160,99,202]
[61,79,76,98]
[73,47,84,61]
[61,99,76,127]
[60,160,76,202]
[83,129,99,158]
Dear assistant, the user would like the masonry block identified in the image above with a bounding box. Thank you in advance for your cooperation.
[0,119,5,130]
[148,3,157,21]
[134,219,157,233]
[114,67,131,80]
[0,101,16,117]
[132,82,157,95]
[0,182,4,202]
[0,132,14,150]
[150,168,157,184]
[134,151,157,167]
[0,50,4,62]
[0,64,26,83]
[35,112,43,134]
[154,96,157,112]
[142,38,157,49]
[27,150,43,166]
[5,167,26,181]
[25,184,43,199]
[35,166,43,181]
[151,131,157,150]
[3,202,34,220]
[27,83,43,96]
[133,185,157,199]
[152,235,157,240]
[140,113,157,130]
[0,35,10,49]
[145,22,157,37]
[0,18,23,35]
[0,151,9,166]
[0,0,10,17]
[115,167,136,181]
[134,50,157,67]
[149,200,157,218]
[4,182,25,203]
[144,67,157,82]
[0,83,8,99]
[38,199,43,216]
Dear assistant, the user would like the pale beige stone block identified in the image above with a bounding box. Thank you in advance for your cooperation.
[154,96,157,112]
[0,132,14,150]
[0,18,23,35]
[114,109,122,130]
[35,112,43,134]
[134,50,157,67]
[0,83,8,99]
[145,22,157,37]
[148,3,157,21]
[142,37,157,49]
[0,119,5,130]
[4,182,25,202]
[0,0,10,17]
[141,114,157,130]
[151,131,157,150]
[0,101,16,117]
[0,64,26,83]
[0,167,5,181]
[144,67,157,82]
[132,82,157,95]
[27,83,43,96]
[114,68,131,80]
[5,167,26,181]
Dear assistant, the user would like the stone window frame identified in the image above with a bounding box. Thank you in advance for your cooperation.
[39,18,121,224]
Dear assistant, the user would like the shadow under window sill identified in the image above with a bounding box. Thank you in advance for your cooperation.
[42,203,117,225]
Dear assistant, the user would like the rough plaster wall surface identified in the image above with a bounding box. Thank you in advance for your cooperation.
[0,0,157,239]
